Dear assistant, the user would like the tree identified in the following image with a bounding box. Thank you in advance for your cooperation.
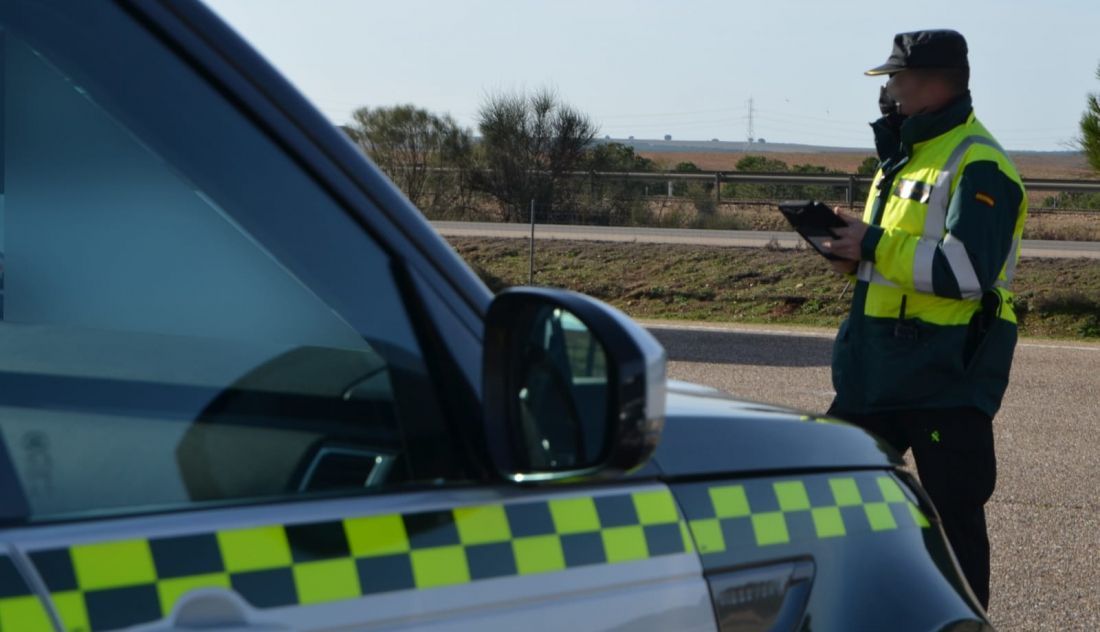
[585,142,655,172]
[473,89,598,222]
[580,143,655,225]
[856,156,880,175]
[344,105,474,217]
[1081,62,1100,172]
[724,155,789,199]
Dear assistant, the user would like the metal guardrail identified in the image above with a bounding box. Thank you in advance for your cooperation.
[551,170,1100,211]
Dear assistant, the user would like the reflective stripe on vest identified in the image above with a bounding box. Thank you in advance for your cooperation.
[860,134,1016,297]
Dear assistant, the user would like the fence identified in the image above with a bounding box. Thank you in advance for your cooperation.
[425,169,1100,228]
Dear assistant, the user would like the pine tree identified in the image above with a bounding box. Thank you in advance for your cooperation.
[1082,63,1100,172]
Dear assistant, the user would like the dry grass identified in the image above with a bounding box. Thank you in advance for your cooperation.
[640,150,1097,181]
[451,237,1100,340]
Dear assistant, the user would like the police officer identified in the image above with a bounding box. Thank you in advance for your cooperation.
[824,30,1027,610]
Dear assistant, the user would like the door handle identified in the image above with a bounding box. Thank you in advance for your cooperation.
[132,589,292,631]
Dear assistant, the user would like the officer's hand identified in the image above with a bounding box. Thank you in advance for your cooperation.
[830,259,858,275]
[822,210,870,262]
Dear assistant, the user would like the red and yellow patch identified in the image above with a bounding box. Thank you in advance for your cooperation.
[974,192,996,207]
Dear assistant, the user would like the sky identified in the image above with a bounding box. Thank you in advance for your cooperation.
[204,0,1100,152]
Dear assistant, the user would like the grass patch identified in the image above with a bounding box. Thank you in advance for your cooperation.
[451,237,1100,340]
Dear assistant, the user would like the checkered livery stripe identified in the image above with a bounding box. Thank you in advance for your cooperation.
[0,555,53,632]
[26,489,692,632]
[676,472,931,558]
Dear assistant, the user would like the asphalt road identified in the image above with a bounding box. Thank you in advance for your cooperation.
[645,321,1100,631]
[434,221,1100,259]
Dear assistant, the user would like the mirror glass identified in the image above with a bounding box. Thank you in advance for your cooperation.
[514,306,609,471]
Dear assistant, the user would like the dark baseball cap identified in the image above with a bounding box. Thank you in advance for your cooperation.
[865,30,969,76]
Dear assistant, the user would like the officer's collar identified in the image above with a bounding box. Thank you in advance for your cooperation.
[869,92,973,167]
[899,92,973,148]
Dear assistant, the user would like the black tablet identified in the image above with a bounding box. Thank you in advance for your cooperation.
[778,200,849,261]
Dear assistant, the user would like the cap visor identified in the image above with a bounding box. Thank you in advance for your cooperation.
[864,63,903,76]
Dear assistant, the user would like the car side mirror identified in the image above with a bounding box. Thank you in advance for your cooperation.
[482,287,667,482]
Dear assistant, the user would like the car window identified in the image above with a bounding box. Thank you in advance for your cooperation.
[0,25,461,522]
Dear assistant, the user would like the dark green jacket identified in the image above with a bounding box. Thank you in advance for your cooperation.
[831,94,1026,418]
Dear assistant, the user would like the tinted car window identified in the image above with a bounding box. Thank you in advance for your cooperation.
[0,25,458,522]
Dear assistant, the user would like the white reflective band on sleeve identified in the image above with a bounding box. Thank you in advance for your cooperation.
[922,170,954,239]
[942,234,983,298]
[1000,236,1021,287]
[912,238,938,294]
[857,261,898,287]
[922,136,1006,240]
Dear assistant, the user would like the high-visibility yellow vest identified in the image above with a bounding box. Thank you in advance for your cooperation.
[831,106,1027,417]
[858,111,1027,327]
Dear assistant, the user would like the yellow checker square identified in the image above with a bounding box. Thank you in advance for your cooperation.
[864,502,898,531]
[0,595,52,632]
[811,507,846,538]
[601,525,648,563]
[71,539,156,591]
[157,573,230,614]
[294,559,361,605]
[52,591,89,632]
[513,535,566,575]
[709,485,750,518]
[549,497,601,534]
[829,478,863,507]
[688,519,725,554]
[877,476,907,503]
[454,505,511,545]
[908,502,932,528]
[411,546,470,589]
[345,514,409,557]
[751,512,790,546]
[680,521,696,553]
[217,525,292,572]
[632,490,680,525]
[773,481,811,512]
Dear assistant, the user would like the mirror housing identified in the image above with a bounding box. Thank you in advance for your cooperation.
[482,287,666,482]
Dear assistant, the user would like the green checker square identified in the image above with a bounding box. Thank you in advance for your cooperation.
[454,505,512,545]
[864,502,898,531]
[549,497,601,534]
[751,512,790,546]
[908,502,931,528]
[601,525,649,563]
[829,478,863,507]
[774,481,811,512]
[0,595,52,632]
[293,559,361,605]
[345,514,410,557]
[52,591,89,632]
[688,519,725,554]
[709,485,750,518]
[811,507,846,538]
[877,476,907,503]
[217,525,292,572]
[632,490,680,525]
[71,539,157,591]
[410,546,470,589]
[157,573,230,614]
[513,535,566,575]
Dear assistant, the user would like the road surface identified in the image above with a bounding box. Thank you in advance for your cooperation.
[434,221,1100,259]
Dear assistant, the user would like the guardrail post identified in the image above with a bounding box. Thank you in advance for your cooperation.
[715,172,722,205]
[529,199,535,284]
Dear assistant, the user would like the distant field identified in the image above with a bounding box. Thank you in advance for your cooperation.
[639,150,1097,180]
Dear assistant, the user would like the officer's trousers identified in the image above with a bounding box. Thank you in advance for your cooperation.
[827,404,996,611]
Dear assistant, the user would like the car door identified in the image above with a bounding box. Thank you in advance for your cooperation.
[0,2,714,630]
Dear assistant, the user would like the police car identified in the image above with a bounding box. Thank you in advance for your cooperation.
[0,1,992,630]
